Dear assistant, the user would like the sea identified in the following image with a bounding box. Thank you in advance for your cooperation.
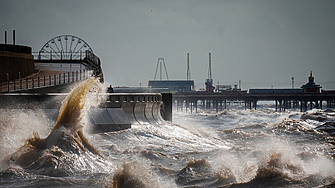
[0,79,334,188]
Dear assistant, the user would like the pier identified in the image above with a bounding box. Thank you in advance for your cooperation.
[173,71,335,113]
[173,92,335,112]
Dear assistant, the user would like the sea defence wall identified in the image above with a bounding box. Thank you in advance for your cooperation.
[101,93,172,125]
[0,92,172,133]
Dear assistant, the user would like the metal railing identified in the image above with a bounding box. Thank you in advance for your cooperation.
[0,69,90,93]
[33,50,101,68]
[34,50,85,61]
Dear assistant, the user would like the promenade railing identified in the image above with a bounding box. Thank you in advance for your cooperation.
[0,69,90,93]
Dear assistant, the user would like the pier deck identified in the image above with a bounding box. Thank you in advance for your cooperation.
[173,92,335,112]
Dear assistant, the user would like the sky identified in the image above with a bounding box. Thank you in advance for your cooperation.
[1,0,335,90]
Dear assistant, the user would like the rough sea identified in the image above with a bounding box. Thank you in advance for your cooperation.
[0,80,334,187]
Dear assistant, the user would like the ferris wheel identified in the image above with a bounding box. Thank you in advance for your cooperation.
[38,35,93,60]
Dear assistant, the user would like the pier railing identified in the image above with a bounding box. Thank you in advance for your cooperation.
[0,69,90,93]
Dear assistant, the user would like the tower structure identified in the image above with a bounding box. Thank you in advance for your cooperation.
[187,53,190,80]
[205,53,214,92]
[153,58,169,81]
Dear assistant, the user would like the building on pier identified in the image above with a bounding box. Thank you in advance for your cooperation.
[148,80,195,93]
[301,71,322,93]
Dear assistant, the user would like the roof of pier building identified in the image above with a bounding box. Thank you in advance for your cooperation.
[301,71,322,93]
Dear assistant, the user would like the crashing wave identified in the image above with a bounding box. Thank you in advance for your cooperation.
[3,77,114,176]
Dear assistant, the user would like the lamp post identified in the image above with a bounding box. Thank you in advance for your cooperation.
[291,77,294,92]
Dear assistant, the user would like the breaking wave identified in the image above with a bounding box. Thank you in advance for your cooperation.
[1,77,114,178]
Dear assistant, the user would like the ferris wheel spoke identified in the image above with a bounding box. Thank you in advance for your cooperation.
[69,36,75,56]
[52,40,62,56]
[48,45,62,59]
[76,45,86,54]
[72,40,81,53]
[72,42,84,57]
[65,36,68,58]
[58,37,64,54]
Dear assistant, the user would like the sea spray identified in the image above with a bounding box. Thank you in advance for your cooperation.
[0,109,54,170]
[3,77,113,174]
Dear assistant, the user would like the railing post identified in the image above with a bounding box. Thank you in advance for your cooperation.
[59,74,61,84]
[68,72,70,83]
[64,73,66,83]
[54,75,56,85]
[7,73,9,92]
[72,72,74,82]
[49,75,51,85]
[44,76,46,86]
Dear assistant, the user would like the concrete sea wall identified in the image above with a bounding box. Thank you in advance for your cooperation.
[0,93,172,133]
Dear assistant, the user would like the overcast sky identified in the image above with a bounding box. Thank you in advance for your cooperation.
[1,0,335,89]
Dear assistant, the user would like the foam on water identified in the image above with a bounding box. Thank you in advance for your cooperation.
[1,86,335,187]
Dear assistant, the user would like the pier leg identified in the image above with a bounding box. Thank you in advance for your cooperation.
[176,100,179,112]
[186,100,188,113]
[275,100,278,112]
[253,100,257,110]
[190,101,193,113]
[283,100,286,112]
[220,100,222,111]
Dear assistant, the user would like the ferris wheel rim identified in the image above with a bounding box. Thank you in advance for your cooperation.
[38,35,94,59]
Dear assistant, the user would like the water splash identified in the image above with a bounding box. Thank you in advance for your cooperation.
[6,77,109,172]
[105,160,165,188]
